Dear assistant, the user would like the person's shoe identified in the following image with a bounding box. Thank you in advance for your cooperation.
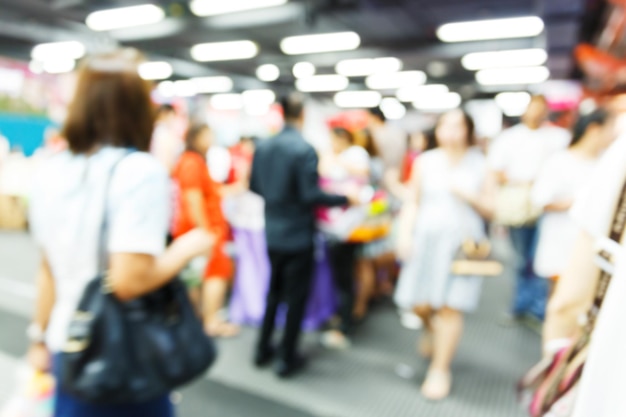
[275,355,308,379]
[320,330,351,350]
[421,369,452,401]
[254,347,275,368]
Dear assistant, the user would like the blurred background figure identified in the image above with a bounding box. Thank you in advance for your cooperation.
[489,95,570,323]
[395,109,495,401]
[172,124,239,338]
[151,104,183,175]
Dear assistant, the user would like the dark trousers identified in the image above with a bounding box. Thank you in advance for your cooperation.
[510,225,548,320]
[257,248,314,363]
[327,242,359,335]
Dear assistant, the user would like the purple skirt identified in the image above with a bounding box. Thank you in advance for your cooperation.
[229,228,336,330]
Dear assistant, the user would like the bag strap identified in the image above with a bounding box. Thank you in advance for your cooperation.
[96,151,134,275]
[586,178,626,327]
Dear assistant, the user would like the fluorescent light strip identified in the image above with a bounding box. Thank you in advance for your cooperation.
[335,57,402,77]
[243,89,276,105]
[296,75,349,92]
[191,40,259,62]
[211,94,244,110]
[86,4,165,31]
[191,76,234,93]
[138,61,173,80]
[173,80,197,97]
[42,58,76,74]
[281,32,361,55]
[476,66,550,86]
[366,71,427,90]
[437,16,544,43]
[293,62,316,78]
[380,98,406,120]
[31,41,85,61]
[157,81,176,98]
[495,92,532,117]
[462,49,548,71]
[334,91,382,109]
[413,92,461,112]
[396,84,449,102]
[190,0,288,16]
[256,64,280,82]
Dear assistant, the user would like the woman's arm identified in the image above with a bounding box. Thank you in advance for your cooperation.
[543,200,574,213]
[109,228,214,302]
[396,160,421,260]
[27,257,55,371]
[184,189,209,229]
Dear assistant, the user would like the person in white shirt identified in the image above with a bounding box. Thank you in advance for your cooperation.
[489,95,570,321]
[532,109,614,281]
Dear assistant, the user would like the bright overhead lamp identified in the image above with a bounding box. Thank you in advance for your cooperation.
[43,58,76,74]
[296,75,349,92]
[495,91,532,117]
[476,66,550,86]
[191,76,233,93]
[462,48,548,71]
[334,91,382,109]
[243,89,276,116]
[31,41,85,61]
[190,0,288,16]
[256,64,280,82]
[157,81,176,98]
[293,62,316,79]
[335,57,403,77]
[191,40,259,62]
[211,94,244,110]
[396,84,449,102]
[413,92,461,112]
[86,4,165,31]
[380,98,406,120]
[280,32,361,55]
[437,16,544,43]
[366,71,427,90]
[173,80,197,97]
[138,61,173,80]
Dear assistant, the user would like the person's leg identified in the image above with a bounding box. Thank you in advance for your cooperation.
[203,244,239,338]
[354,258,376,320]
[509,226,535,317]
[256,250,285,361]
[422,307,464,401]
[413,304,434,358]
[279,249,314,367]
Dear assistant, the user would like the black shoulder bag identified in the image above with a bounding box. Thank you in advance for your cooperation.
[60,153,217,405]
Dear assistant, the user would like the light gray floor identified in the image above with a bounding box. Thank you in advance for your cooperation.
[0,231,539,416]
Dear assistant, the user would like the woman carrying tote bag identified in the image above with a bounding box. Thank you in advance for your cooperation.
[26,50,214,417]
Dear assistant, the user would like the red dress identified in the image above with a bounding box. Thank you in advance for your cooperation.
[172,151,233,280]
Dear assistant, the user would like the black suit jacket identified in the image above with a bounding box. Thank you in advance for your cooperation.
[250,126,348,252]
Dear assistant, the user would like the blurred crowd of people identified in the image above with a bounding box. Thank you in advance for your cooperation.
[16,50,626,416]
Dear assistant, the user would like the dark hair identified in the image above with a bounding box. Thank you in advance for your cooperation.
[158,104,175,117]
[368,107,386,122]
[361,129,380,157]
[424,128,438,151]
[280,92,304,122]
[63,50,155,154]
[570,108,610,147]
[185,124,209,152]
[331,127,355,145]
[435,109,476,147]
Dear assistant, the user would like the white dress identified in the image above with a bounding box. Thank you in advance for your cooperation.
[395,148,487,313]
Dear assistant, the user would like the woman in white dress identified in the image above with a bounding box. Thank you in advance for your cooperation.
[532,109,612,282]
[395,109,495,401]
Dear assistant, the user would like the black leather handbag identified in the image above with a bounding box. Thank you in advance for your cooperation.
[59,153,217,405]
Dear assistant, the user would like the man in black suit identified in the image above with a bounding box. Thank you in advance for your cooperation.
[250,93,356,378]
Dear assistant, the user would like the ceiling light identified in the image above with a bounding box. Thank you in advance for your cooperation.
[281,32,361,55]
[86,4,165,31]
[476,66,550,85]
[191,76,233,93]
[334,91,382,109]
[397,84,449,102]
[380,98,406,120]
[243,90,276,116]
[256,64,280,82]
[495,91,532,117]
[335,57,402,77]
[437,16,544,43]
[157,81,176,98]
[190,0,288,16]
[414,92,461,112]
[173,80,197,97]
[293,62,316,78]
[366,71,427,90]
[138,61,173,80]
[43,59,76,74]
[462,49,548,71]
[191,40,259,62]
[211,94,244,110]
[31,41,85,61]
[296,75,349,92]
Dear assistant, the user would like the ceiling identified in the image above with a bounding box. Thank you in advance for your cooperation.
[0,0,602,98]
